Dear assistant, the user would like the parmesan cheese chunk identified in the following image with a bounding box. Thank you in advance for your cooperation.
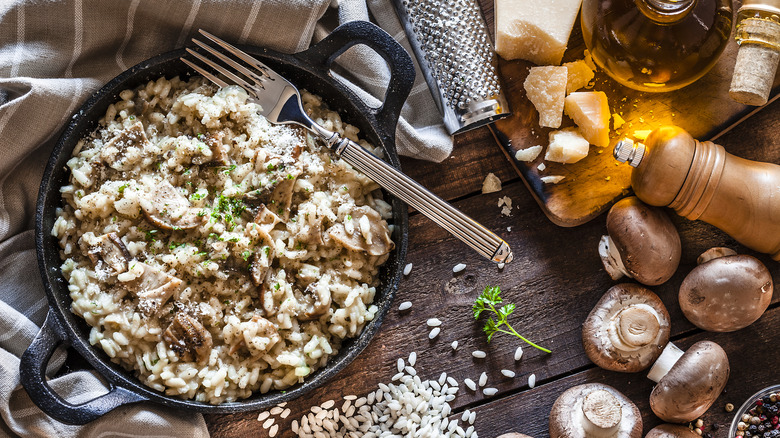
[564,91,610,147]
[564,60,595,93]
[514,145,543,162]
[524,66,567,128]
[545,128,590,164]
[482,173,502,194]
[495,0,584,65]
[541,175,566,184]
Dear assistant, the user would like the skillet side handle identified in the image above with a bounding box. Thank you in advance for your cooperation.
[301,20,416,143]
[20,311,148,425]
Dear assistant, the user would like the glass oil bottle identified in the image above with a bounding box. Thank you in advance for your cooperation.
[729,0,780,105]
[581,0,733,92]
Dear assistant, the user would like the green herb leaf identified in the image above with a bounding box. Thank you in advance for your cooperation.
[472,286,550,353]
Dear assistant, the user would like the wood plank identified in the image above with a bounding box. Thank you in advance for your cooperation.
[206,168,780,437]
[462,303,780,437]
[400,125,517,202]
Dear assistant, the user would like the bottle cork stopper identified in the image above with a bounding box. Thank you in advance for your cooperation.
[730,19,780,106]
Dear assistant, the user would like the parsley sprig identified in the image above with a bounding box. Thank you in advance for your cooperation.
[473,286,551,353]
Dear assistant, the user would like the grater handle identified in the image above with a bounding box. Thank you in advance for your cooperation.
[332,136,513,264]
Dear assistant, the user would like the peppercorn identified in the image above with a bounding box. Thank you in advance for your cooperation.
[704,433,713,438]
[713,423,721,431]
[758,425,766,433]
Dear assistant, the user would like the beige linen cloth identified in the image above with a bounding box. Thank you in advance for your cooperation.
[0,0,451,436]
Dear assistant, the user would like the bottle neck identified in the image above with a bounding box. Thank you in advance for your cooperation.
[635,0,697,23]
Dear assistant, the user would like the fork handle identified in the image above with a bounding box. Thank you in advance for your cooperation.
[327,134,513,264]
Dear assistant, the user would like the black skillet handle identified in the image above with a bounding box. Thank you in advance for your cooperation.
[300,20,416,144]
[20,311,148,425]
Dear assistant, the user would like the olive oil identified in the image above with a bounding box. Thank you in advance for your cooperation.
[581,0,733,92]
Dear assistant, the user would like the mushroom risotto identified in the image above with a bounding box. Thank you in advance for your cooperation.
[51,76,394,403]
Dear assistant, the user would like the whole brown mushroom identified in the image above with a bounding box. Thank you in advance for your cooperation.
[647,340,730,423]
[549,383,642,438]
[599,197,682,286]
[582,284,671,372]
[646,424,700,438]
[679,248,773,332]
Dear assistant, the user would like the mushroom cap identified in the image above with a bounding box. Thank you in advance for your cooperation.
[679,254,773,332]
[646,424,700,438]
[649,340,730,423]
[582,284,671,372]
[549,383,642,438]
[606,197,681,285]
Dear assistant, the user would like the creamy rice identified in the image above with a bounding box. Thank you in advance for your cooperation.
[52,76,394,403]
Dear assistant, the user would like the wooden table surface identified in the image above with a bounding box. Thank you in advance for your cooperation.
[205,77,780,438]
[205,4,780,437]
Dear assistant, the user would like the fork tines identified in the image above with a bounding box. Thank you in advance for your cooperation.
[181,29,273,94]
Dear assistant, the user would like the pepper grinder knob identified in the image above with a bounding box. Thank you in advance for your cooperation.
[613,138,646,167]
[616,125,780,261]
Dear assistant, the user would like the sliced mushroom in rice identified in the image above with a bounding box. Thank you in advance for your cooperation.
[328,206,394,256]
[247,205,279,287]
[200,132,230,167]
[123,263,182,315]
[163,312,213,363]
[139,180,205,230]
[295,217,324,246]
[229,314,280,356]
[296,282,332,320]
[100,121,151,171]
[87,232,131,277]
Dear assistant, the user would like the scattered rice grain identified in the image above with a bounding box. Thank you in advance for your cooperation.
[464,378,476,391]
[453,263,466,273]
[514,346,523,361]
[501,369,516,378]
[257,411,270,422]
[403,263,413,276]
[451,340,458,350]
[478,372,487,387]
[429,327,440,339]
[321,400,335,410]
[471,350,486,359]
[528,373,537,388]
[398,301,412,311]
[482,388,498,396]
[269,424,279,437]
[408,352,417,366]
[262,418,274,429]
[281,408,291,419]
[270,406,283,415]
[397,358,405,372]
[426,318,442,327]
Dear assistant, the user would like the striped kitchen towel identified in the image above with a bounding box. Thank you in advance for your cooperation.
[0,0,451,437]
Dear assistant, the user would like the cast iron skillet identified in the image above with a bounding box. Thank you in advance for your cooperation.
[21,20,412,424]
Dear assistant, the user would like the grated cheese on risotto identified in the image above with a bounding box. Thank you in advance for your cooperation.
[51,75,394,404]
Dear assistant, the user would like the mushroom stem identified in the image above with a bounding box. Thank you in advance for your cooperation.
[598,235,631,280]
[579,389,622,436]
[647,343,684,383]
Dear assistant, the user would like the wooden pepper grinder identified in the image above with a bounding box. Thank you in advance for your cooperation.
[614,125,780,261]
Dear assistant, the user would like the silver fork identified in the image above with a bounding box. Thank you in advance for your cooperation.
[182,29,513,264]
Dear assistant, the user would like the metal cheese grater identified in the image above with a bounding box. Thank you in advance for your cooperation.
[392,0,510,134]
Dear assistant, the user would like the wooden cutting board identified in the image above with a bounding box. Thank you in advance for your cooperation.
[486,12,780,227]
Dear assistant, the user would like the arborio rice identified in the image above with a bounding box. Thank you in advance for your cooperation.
[51,76,395,403]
